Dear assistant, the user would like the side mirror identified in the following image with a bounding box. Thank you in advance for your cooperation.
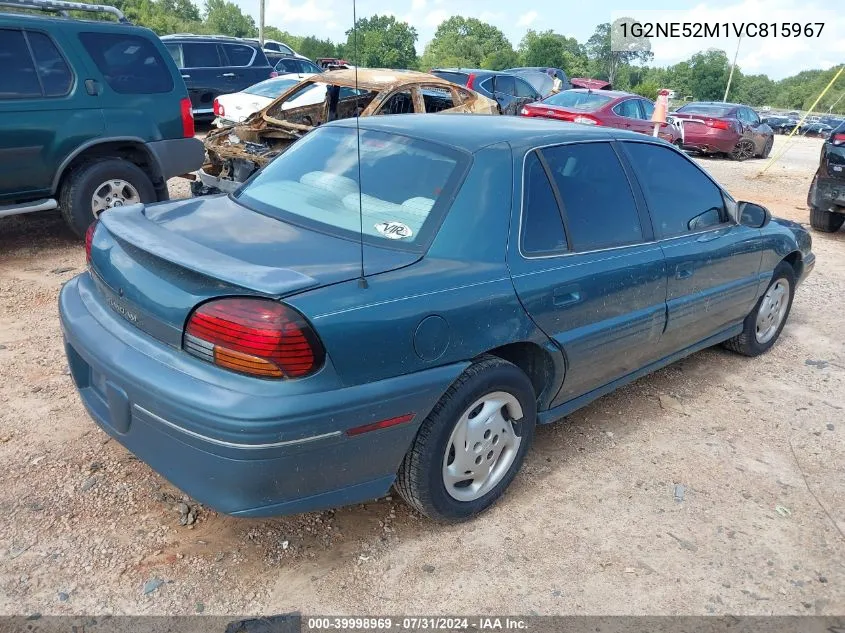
[738,201,771,228]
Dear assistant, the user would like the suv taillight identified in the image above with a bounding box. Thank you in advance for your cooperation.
[832,133,845,145]
[466,73,476,89]
[180,98,195,138]
[184,298,324,379]
[270,71,279,78]
[85,221,97,264]
[213,98,224,117]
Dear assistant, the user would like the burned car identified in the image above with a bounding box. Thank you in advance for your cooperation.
[193,69,498,195]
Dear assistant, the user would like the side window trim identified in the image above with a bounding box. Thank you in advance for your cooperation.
[519,140,653,259]
[24,29,75,98]
[223,43,257,67]
[617,139,735,240]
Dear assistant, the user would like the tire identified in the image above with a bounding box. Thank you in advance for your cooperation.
[395,356,537,522]
[759,136,774,158]
[730,138,756,161]
[723,262,795,357]
[59,158,156,239]
[809,206,845,233]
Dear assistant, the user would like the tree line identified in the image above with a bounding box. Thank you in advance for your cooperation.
[96,0,845,114]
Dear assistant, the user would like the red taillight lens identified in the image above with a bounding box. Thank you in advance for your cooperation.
[184,298,324,379]
[466,73,476,89]
[213,98,224,117]
[270,71,279,78]
[180,97,195,138]
[706,119,731,130]
[573,115,599,125]
[85,221,97,264]
[832,133,845,145]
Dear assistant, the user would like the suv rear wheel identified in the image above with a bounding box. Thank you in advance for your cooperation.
[809,206,845,233]
[60,158,156,238]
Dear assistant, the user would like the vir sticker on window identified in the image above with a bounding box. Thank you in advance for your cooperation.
[375,221,413,239]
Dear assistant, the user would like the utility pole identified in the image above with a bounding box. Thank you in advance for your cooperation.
[258,0,265,46]
[724,35,741,102]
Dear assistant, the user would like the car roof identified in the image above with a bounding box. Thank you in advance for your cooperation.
[329,113,663,154]
[160,34,257,44]
[431,68,511,76]
[681,101,741,109]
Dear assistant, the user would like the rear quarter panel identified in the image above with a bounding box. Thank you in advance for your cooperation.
[285,142,561,398]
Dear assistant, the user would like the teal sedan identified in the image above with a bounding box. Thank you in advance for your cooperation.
[60,115,814,522]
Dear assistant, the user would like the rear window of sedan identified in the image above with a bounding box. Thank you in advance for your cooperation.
[542,91,612,111]
[677,104,735,117]
[234,126,468,251]
[244,77,300,98]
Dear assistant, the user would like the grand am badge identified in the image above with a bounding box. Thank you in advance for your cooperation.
[375,221,413,240]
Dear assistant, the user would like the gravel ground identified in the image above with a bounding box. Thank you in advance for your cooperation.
[0,135,843,616]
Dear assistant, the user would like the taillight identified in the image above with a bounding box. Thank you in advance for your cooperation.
[573,115,599,125]
[706,119,731,130]
[270,71,279,78]
[180,97,195,138]
[466,73,476,89]
[213,98,224,117]
[520,107,529,116]
[184,298,324,379]
[832,133,845,145]
[85,221,97,264]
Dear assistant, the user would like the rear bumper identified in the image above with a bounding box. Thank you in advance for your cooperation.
[59,274,464,517]
[808,174,845,211]
[147,138,205,180]
[679,128,741,154]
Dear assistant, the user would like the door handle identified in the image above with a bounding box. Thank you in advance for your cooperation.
[675,264,694,280]
[181,74,191,79]
[84,79,101,96]
[222,72,236,78]
[553,286,582,307]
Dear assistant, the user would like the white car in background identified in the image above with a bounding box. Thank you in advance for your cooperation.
[213,73,316,127]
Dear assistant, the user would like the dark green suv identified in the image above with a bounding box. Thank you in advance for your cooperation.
[0,0,204,237]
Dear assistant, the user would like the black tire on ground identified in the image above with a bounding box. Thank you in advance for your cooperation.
[723,262,795,357]
[759,136,774,158]
[59,158,156,239]
[809,206,845,233]
[730,138,756,161]
[395,355,537,522]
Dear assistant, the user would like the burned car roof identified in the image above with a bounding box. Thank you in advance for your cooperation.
[194,69,498,197]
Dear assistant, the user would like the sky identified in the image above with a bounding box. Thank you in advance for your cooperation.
[233,0,844,79]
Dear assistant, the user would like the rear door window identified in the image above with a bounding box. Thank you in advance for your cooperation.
[540,142,644,251]
[494,74,515,96]
[613,98,642,119]
[79,32,174,94]
[639,99,655,119]
[27,31,73,97]
[223,44,255,67]
[421,86,455,112]
[181,42,222,68]
[378,90,414,114]
[514,77,537,99]
[622,141,728,237]
[0,29,41,98]
[522,151,568,255]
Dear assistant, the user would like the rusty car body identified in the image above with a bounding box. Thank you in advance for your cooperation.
[193,69,499,195]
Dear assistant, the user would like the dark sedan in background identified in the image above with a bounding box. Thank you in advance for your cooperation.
[429,68,542,115]
[808,122,845,232]
[671,102,774,160]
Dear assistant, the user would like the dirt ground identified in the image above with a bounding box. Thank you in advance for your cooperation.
[0,135,843,617]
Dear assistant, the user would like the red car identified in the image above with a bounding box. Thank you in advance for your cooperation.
[519,89,682,145]
[670,102,774,161]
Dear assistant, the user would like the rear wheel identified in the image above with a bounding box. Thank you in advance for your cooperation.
[395,356,536,522]
[60,158,156,239]
[730,138,756,161]
[809,206,845,232]
[723,262,795,357]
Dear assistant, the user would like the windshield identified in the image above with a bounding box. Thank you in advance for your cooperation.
[678,104,735,117]
[542,91,612,111]
[244,78,300,98]
[234,127,467,250]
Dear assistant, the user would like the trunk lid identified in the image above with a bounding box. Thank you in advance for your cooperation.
[89,196,419,346]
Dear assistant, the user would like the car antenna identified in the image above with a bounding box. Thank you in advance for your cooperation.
[353,0,368,289]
